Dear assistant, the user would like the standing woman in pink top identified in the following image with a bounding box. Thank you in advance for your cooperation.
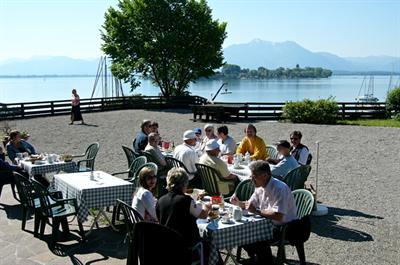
[70,89,85,125]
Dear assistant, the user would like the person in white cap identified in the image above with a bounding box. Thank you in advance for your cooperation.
[173,130,201,187]
[199,139,239,195]
[199,123,217,152]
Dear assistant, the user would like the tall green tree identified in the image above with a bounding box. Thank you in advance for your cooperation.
[101,0,227,97]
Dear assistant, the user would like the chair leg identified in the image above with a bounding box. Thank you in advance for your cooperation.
[52,219,60,245]
[21,206,27,231]
[11,183,19,202]
[39,217,47,239]
[77,219,86,242]
[295,243,306,265]
[34,210,41,238]
[276,244,286,265]
[236,247,243,263]
[61,217,70,236]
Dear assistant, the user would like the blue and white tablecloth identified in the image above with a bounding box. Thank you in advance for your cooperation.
[54,171,134,223]
[20,160,77,176]
[197,214,274,265]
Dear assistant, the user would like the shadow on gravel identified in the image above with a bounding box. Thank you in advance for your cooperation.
[76,123,98,127]
[0,203,24,220]
[311,207,382,242]
[40,224,127,264]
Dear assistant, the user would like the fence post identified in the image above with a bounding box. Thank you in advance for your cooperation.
[341,103,346,119]
[245,104,249,119]
[101,98,104,111]
[51,102,54,115]
[21,103,25,118]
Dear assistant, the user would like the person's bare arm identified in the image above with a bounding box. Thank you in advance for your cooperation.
[260,209,284,222]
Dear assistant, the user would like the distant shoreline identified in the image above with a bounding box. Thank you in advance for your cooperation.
[1,72,399,79]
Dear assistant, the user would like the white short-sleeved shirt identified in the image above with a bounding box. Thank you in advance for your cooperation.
[173,143,199,180]
[132,187,158,221]
[218,136,237,155]
[249,177,297,225]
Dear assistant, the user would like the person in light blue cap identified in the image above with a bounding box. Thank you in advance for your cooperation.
[194,128,202,152]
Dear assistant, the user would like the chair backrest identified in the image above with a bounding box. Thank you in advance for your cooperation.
[128,156,147,180]
[234,179,255,201]
[132,162,158,186]
[142,152,158,164]
[165,156,189,172]
[266,145,279,160]
[130,222,191,265]
[84,142,100,170]
[31,179,55,217]
[292,189,314,219]
[282,165,311,190]
[117,199,143,240]
[195,163,223,196]
[13,172,35,207]
[122,145,137,168]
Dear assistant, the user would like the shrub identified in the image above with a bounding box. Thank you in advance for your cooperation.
[386,87,400,115]
[283,98,339,124]
[393,113,400,122]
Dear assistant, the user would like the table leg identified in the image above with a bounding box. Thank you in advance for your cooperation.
[223,248,240,265]
[85,208,119,236]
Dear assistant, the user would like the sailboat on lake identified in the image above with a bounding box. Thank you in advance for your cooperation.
[356,76,379,103]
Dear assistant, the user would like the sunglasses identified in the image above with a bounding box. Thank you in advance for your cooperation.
[290,138,299,140]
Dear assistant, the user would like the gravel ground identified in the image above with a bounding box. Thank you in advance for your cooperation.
[1,109,399,264]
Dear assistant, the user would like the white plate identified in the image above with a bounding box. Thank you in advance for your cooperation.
[221,219,235,224]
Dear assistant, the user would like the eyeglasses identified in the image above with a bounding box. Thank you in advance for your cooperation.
[290,138,299,140]
[205,129,212,132]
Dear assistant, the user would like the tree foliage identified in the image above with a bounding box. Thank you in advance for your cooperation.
[386,87,400,115]
[213,64,332,79]
[101,0,227,97]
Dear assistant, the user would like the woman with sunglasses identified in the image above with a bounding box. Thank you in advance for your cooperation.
[290,131,310,165]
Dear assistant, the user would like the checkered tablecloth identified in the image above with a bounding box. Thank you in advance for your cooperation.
[228,164,252,181]
[20,160,77,176]
[198,215,274,265]
[54,171,134,223]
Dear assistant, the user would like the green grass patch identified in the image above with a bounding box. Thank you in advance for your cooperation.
[338,119,400,128]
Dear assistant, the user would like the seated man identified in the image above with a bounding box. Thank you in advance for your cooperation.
[173,130,201,187]
[230,160,297,264]
[6,130,36,164]
[236,124,268,161]
[0,146,25,199]
[217,125,237,156]
[133,120,152,153]
[270,140,299,179]
[290,131,311,165]
[199,139,239,195]
[144,132,167,171]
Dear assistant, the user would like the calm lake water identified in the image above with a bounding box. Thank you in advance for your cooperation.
[0,75,398,103]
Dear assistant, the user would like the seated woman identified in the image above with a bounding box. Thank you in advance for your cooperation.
[6,130,36,164]
[131,166,158,222]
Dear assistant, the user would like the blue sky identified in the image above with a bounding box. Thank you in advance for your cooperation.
[0,0,399,61]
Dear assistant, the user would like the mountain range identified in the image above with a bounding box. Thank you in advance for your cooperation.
[0,40,399,75]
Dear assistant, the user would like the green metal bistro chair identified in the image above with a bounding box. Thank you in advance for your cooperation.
[13,172,42,236]
[266,144,279,160]
[195,163,236,197]
[74,142,100,172]
[32,179,85,245]
[165,156,189,173]
[234,179,255,263]
[112,156,147,181]
[130,222,203,265]
[275,189,314,265]
[282,165,312,191]
[116,199,143,265]
[122,145,138,169]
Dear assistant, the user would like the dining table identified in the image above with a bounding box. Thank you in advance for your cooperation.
[53,170,134,235]
[19,156,77,177]
[228,163,252,181]
[197,204,274,265]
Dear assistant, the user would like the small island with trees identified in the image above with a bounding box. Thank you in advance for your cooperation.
[212,64,333,79]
